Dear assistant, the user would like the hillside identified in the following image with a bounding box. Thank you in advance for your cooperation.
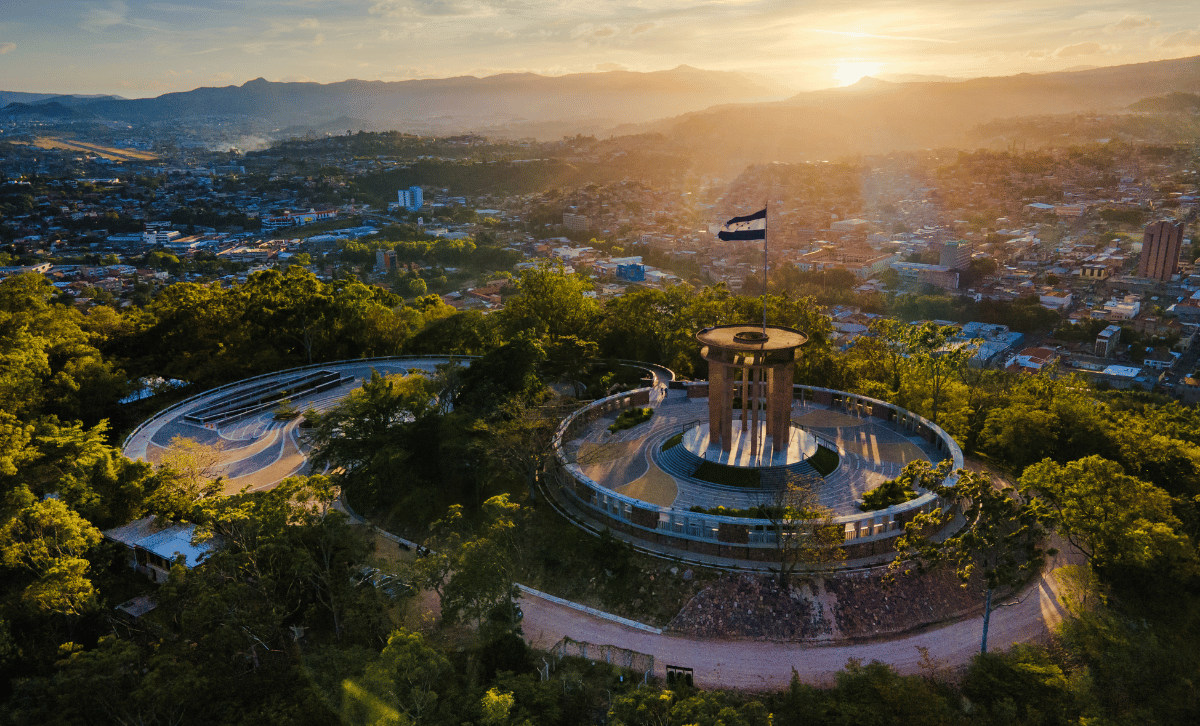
[645,55,1200,170]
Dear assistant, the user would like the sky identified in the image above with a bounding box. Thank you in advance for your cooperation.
[1,0,1199,97]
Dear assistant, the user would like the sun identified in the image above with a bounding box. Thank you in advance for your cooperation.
[832,60,884,86]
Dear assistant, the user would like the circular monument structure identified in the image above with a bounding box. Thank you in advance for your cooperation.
[543,325,964,570]
[694,324,808,467]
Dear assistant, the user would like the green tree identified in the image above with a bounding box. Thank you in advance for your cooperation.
[455,336,546,414]
[1019,456,1196,578]
[307,370,439,508]
[348,628,453,726]
[499,264,599,342]
[960,643,1078,726]
[480,687,517,726]
[437,495,523,632]
[903,322,975,426]
[755,480,844,585]
[890,461,1052,653]
[483,398,576,501]
[150,435,224,519]
[0,486,103,616]
[8,635,207,726]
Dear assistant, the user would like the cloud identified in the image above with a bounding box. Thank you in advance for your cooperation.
[494,27,516,38]
[811,29,956,44]
[571,24,620,41]
[81,1,129,32]
[631,23,654,36]
[378,66,429,79]
[1107,15,1160,33]
[300,19,320,29]
[594,62,626,72]
[1160,29,1200,48]
[1053,42,1108,58]
[0,42,14,55]
[314,34,325,46]
[370,0,468,18]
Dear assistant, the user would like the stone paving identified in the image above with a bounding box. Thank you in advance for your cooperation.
[571,389,949,517]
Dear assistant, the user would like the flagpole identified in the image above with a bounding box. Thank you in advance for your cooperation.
[762,198,768,333]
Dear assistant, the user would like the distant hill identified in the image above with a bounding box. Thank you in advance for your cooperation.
[1130,91,1200,113]
[0,101,88,119]
[642,55,1200,170]
[0,91,123,107]
[37,66,791,140]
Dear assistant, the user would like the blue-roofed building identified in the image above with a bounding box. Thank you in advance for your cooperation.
[616,262,645,282]
[104,516,220,584]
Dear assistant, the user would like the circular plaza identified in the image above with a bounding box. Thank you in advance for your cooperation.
[546,378,963,569]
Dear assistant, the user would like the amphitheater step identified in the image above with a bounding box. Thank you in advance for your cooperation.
[657,439,701,478]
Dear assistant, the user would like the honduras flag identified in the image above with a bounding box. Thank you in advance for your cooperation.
[717,208,766,241]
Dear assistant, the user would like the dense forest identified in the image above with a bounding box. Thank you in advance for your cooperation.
[1,263,1199,725]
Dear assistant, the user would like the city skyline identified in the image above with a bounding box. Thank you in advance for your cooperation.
[1,0,1199,97]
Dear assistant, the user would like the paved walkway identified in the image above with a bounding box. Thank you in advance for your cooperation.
[569,390,945,517]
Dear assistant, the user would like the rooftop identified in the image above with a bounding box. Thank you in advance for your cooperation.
[695,324,808,352]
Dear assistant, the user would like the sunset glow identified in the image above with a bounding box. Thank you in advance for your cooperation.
[0,1,1198,95]
[832,61,886,86]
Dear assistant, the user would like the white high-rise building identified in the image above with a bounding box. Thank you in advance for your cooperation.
[397,186,424,211]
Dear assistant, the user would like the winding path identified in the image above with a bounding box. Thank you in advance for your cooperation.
[516,541,1079,689]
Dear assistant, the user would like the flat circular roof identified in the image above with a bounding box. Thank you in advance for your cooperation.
[695,324,808,351]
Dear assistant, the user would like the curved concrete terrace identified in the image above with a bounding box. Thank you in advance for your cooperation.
[548,385,964,569]
[123,357,465,493]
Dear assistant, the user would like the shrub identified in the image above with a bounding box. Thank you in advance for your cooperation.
[609,407,653,433]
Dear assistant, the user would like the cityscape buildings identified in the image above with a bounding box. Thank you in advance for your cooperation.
[1137,219,1184,281]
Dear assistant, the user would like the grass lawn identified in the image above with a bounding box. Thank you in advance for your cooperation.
[609,407,653,433]
[691,461,762,488]
[808,445,840,476]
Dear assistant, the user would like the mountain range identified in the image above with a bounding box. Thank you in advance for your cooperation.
[629,54,1200,171]
[3,55,1199,162]
[2,66,790,139]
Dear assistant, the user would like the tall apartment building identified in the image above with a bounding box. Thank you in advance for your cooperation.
[937,240,972,270]
[375,248,396,272]
[397,186,423,211]
[1136,220,1184,281]
[563,212,591,232]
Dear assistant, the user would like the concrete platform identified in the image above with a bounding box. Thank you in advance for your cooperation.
[682,421,818,467]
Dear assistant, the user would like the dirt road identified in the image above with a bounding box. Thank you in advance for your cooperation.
[519,545,1078,690]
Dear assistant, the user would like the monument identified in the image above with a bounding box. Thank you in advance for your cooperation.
[692,324,809,467]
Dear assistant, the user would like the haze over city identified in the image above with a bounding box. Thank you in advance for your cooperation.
[2,0,1200,95]
[4,0,1200,723]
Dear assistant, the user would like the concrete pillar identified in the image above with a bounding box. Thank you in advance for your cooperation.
[740,364,750,434]
[751,366,760,456]
[709,363,728,450]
